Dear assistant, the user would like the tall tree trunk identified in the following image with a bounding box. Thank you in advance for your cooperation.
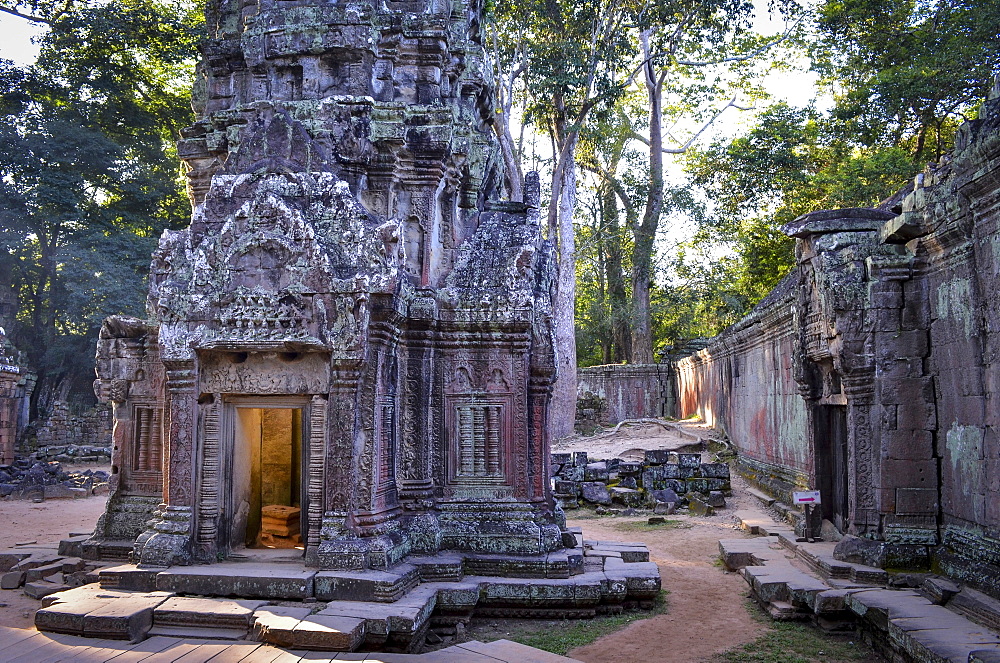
[631,33,665,364]
[548,150,579,439]
[495,115,524,201]
[600,182,630,362]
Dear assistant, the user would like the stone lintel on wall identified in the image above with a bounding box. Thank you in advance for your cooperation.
[782,208,896,239]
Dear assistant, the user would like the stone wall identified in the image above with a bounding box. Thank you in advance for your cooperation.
[34,403,112,451]
[675,275,812,505]
[576,363,674,425]
[673,78,1000,594]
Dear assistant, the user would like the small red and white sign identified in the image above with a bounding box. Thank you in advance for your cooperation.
[793,490,822,505]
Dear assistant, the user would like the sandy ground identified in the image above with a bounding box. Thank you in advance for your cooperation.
[0,474,110,629]
[565,474,767,663]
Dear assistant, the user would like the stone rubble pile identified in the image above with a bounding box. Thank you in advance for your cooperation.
[31,444,112,464]
[551,449,731,515]
[0,459,110,499]
[1,549,111,600]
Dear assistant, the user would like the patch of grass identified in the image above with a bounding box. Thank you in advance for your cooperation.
[611,518,691,533]
[498,590,669,655]
[710,600,880,663]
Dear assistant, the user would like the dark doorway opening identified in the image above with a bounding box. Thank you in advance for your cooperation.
[815,404,849,533]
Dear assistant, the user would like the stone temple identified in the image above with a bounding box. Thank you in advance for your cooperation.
[92,0,564,570]
[44,0,659,649]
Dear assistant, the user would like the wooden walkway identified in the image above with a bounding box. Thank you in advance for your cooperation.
[0,626,580,662]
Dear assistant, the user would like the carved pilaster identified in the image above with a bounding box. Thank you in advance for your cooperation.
[307,394,327,559]
[195,395,221,561]
[326,365,360,514]
[843,372,878,536]
[163,360,197,507]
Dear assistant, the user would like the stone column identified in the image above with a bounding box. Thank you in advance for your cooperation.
[134,359,197,567]
[195,394,221,563]
[843,371,879,537]
[305,394,327,566]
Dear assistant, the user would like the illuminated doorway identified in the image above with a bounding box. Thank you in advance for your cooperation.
[230,404,304,551]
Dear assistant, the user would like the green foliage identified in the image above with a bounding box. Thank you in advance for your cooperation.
[0,0,201,418]
[683,100,924,317]
[711,601,876,662]
[812,0,1000,163]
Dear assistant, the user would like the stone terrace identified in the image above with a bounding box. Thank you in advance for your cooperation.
[33,529,659,653]
[723,511,1000,663]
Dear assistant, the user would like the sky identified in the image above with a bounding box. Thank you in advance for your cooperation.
[0,16,45,66]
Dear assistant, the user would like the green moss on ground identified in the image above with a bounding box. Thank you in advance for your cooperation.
[485,590,669,655]
[710,601,882,663]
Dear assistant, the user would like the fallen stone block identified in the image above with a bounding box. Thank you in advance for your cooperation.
[0,552,30,572]
[648,488,680,504]
[42,484,88,499]
[687,494,715,516]
[24,580,70,599]
[609,487,643,508]
[13,555,63,572]
[584,462,609,482]
[921,576,962,605]
[580,482,611,506]
[26,561,69,582]
[707,491,726,508]
[1,570,25,589]
[653,502,676,515]
[553,480,579,496]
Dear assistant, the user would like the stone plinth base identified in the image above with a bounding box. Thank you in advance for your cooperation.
[38,530,661,653]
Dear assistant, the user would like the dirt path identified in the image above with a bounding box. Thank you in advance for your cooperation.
[0,488,109,629]
[566,474,769,663]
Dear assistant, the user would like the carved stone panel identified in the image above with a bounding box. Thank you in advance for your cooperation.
[200,351,330,395]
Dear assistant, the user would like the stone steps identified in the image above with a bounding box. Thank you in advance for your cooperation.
[724,529,1000,662]
[36,540,660,652]
[148,595,268,640]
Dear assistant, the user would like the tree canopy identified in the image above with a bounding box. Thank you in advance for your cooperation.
[0,0,997,430]
[0,0,201,421]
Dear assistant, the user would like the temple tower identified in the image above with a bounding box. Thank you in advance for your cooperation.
[91,0,564,569]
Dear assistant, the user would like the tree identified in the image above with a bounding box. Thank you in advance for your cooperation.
[811,0,1000,164]
[0,0,201,423]
[489,0,637,437]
